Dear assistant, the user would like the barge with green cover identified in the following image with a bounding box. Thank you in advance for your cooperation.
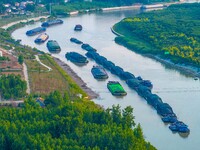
[107,81,127,96]
[46,40,61,53]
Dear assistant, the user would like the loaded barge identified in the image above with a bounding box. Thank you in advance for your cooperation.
[74,24,82,31]
[107,81,127,96]
[65,52,88,64]
[91,66,108,79]
[26,27,46,36]
[34,33,49,44]
[46,40,61,53]
[70,38,83,44]
[41,19,63,27]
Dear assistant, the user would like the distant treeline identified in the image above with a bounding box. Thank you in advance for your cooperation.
[113,3,200,66]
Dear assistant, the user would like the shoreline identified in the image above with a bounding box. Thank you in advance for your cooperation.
[53,57,99,99]
[146,54,200,78]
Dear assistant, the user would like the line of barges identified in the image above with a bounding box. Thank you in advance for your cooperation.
[79,43,189,134]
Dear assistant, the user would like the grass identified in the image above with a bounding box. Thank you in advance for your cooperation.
[26,54,86,98]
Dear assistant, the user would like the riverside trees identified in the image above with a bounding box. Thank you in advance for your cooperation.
[0,91,156,150]
[114,3,200,66]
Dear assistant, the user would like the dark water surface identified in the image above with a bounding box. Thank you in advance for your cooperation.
[12,9,200,150]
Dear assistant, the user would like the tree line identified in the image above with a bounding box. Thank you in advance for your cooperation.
[0,91,156,149]
[0,74,27,99]
[114,3,200,66]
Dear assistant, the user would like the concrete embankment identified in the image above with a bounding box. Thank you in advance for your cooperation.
[53,57,99,99]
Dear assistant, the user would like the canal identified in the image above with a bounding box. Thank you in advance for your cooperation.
[12,9,200,150]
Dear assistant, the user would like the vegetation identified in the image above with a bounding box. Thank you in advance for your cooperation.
[18,54,23,65]
[0,91,156,149]
[0,56,10,61]
[113,3,200,67]
[26,54,86,97]
[0,74,27,99]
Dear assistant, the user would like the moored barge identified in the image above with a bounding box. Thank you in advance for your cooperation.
[74,24,82,31]
[65,52,88,64]
[26,27,46,36]
[46,40,61,53]
[70,38,83,44]
[34,33,49,44]
[91,65,108,79]
[41,19,63,27]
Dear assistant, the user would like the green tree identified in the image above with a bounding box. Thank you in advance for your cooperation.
[18,55,24,65]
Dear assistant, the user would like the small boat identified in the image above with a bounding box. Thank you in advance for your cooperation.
[46,40,61,53]
[74,24,82,31]
[91,66,108,79]
[65,52,88,64]
[26,27,46,36]
[107,81,127,96]
[70,38,83,44]
[41,19,63,27]
[34,33,49,44]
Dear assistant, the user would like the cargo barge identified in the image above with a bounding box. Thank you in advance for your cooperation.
[107,81,127,96]
[70,38,83,44]
[81,44,96,52]
[26,27,46,36]
[74,24,82,31]
[34,33,49,44]
[65,52,88,64]
[46,40,61,53]
[41,19,63,27]
[91,65,108,79]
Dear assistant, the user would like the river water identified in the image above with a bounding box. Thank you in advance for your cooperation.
[12,9,200,150]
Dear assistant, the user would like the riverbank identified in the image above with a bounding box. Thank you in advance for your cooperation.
[53,57,99,99]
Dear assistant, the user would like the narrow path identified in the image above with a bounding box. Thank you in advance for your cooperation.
[23,63,30,94]
[35,55,52,71]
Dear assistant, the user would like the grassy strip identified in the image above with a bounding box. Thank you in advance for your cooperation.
[44,54,87,98]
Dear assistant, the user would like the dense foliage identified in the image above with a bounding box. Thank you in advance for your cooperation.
[0,74,27,99]
[0,91,155,150]
[114,3,200,66]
